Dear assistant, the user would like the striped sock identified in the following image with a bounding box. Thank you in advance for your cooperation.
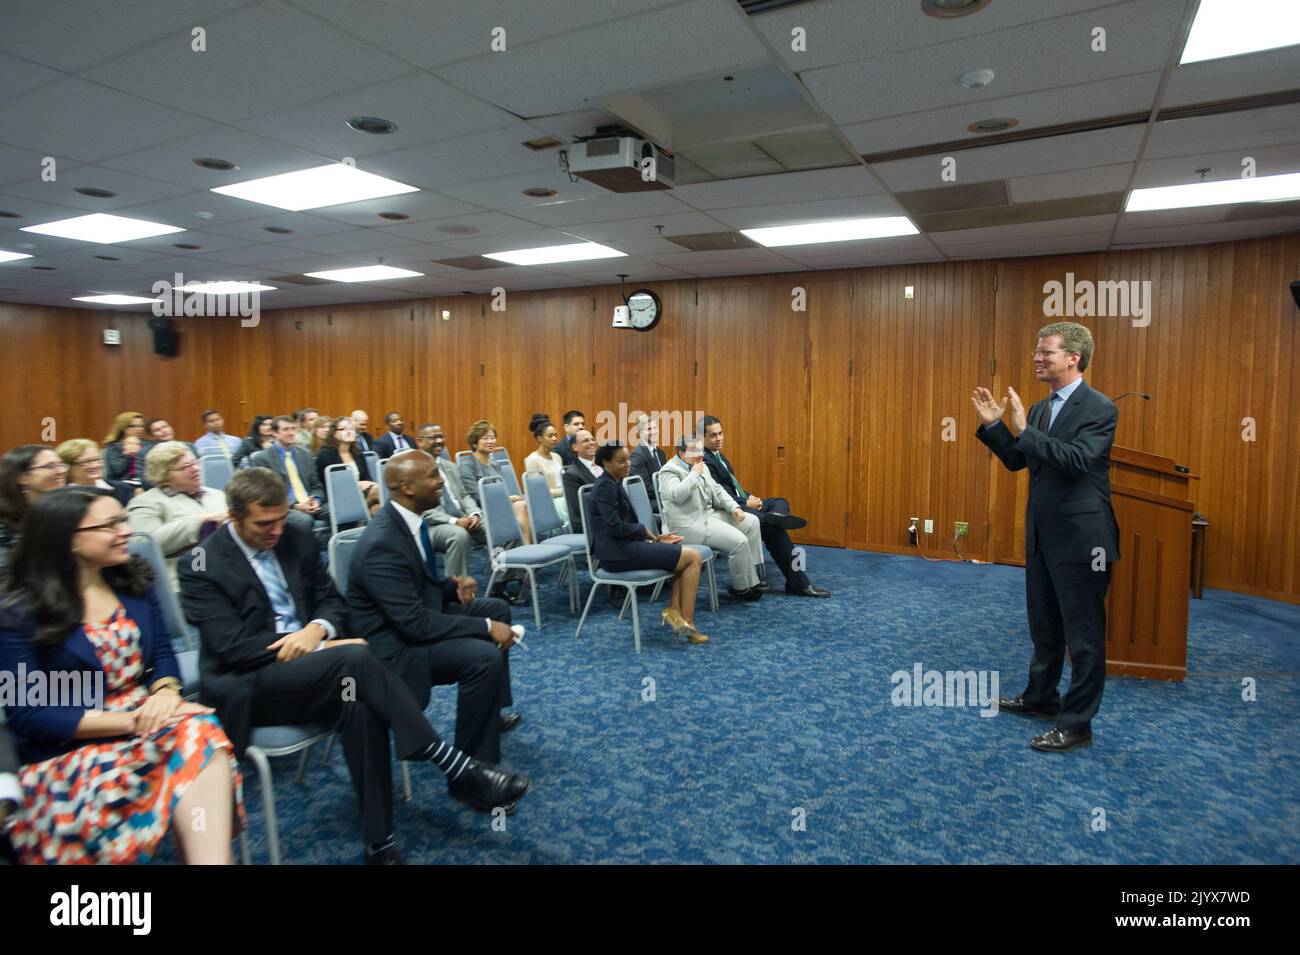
[422,741,471,780]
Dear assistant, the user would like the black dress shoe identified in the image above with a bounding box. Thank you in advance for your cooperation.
[1029,726,1093,752]
[786,583,831,597]
[364,845,404,865]
[998,696,1058,719]
[727,586,763,602]
[752,579,769,592]
[448,759,531,814]
[500,712,523,734]
[490,583,529,607]
[762,512,807,531]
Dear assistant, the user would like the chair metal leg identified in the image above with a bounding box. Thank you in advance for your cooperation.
[321,733,335,766]
[707,559,718,612]
[629,586,642,653]
[566,557,579,612]
[400,761,412,802]
[294,743,312,783]
[525,568,541,628]
[238,828,252,865]
[575,582,601,638]
[618,589,632,621]
[650,580,665,602]
[246,747,282,866]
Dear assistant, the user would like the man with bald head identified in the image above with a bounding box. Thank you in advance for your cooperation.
[347,450,526,785]
[351,410,374,453]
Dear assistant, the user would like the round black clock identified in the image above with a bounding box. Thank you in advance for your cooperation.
[626,288,662,331]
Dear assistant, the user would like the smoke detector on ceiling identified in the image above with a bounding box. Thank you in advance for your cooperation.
[960,69,995,90]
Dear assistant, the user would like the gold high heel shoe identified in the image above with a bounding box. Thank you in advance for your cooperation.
[661,608,708,643]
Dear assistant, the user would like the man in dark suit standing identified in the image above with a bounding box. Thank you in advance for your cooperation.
[629,414,666,513]
[348,450,524,769]
[973,320,1119,753]
[180,468,528,863]
[250,415,328,537]
[373,412,414,459]
[699,415,830,598]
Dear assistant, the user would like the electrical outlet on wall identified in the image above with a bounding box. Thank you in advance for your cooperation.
[924,519,933,534]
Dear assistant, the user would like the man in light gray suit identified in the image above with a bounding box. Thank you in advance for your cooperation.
[659,433,765,601]
[417,423,484,578]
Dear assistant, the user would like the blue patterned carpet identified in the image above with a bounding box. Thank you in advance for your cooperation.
[224,547,1300,865]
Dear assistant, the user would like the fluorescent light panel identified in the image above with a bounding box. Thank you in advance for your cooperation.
[740,216,919,247]
[483,242,626,266]
[211,163,419,211]
[1180,0,1300,63]
[176,281,276,293]
[303,265,423,283]
[0,250,34,262]
[1126,171,1300,211]
[73,294,161,305]
[21,213,184,244]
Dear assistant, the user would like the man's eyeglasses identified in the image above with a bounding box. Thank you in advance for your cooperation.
[76,514,130,534]
[1032,349,1067,359]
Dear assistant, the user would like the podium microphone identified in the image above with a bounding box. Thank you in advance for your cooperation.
[1114,391,1150,401]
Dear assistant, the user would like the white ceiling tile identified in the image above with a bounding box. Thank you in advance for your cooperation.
[1134,144,1300,187]
[799,0,1186,125]
[1112,216,1300,245]
[782,247,949,269]
[0,165,192,213]
[0,144,81,190]
[1009,163,1134,202]
[1120,207,1231,228]
[708,194,905,229]
[943,232,1112,259]
[0,52,65,104]
[1162,45,1300,108]
[1143,104,1300,160]
[98,127,330,190]
[201,213,354,242]
[513,191,693,228]
[434,0,769,116]
[81,1,410,122]
[672,166,883,210]
[183,243,333,267]
[364,125,558,190]
[275,228,427,255]
[307,193,484,228]
[108,191,276,230]
[930,215,1118,246]
[370,211,542,245]
[872,126,1147,192]
[437,171,607,211]
[843,73,1161,155]
[440,228,603,256]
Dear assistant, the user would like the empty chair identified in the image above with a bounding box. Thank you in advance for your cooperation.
[362,450,379,479]
[628,475,718,612]
[324,463,370,537]
[327,527,367,595]
[480,477,576,627]
[573,485,675,653]
[243,723,336,864]
[455,450,473,465]
[496,460,523,497]
[200,454,233,491]
[525,469,587,599]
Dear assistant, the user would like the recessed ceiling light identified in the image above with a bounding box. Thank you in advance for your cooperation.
[922,0,992,18]
[1181,0,1300,64]
[73,293,161,305]
[31,265,57,270]
[522,187,558,198]
[0,211,20,219]
[347,116,399,134]
[263,225,294,234]
[211,163,419,211]
[173,243,202,250]
[377,211,409,221]
[21,213,185,244]
[193,157,239,171]
[740,217,919,247]
[968,117,1019,133]
[1126,171,1300,211]
[176,280,277,294]
[0,250,34,263]
[303,265,424,283]
[484,242,626,266]
[193,211,216,221]
[74,187,117,199]
[437,224,480,235]
[93,255,121,261]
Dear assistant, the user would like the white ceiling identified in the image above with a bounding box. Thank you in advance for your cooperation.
[0,0,1297,311]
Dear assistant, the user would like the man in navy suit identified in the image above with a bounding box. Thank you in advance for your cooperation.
[250,416,328,537]
[974,321,1119,753]
[372,411,415,459]
[347,450,525,772]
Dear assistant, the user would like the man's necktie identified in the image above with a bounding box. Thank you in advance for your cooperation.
[255,550,302,632]
[1047,393,1064,431]
[717,454,743,499]
[282,448,309,504]
[417,521,443,582]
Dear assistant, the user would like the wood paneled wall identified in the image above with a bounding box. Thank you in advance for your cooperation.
[2,234,1297,602]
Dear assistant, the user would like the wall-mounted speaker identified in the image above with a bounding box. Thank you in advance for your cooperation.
[148,317,179,357]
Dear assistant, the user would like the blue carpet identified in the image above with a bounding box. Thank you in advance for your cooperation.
[227,547,1300,865]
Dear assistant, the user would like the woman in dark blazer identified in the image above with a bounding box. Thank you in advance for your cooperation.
[231,415,274,469]
[588,444,707,644]
[101,411,153,484]
[0,487,242,864]
[315,416,379,511]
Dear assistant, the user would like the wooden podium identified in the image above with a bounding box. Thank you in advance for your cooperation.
[1105,446,1196,681]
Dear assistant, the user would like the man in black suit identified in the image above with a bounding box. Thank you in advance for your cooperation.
[629,414,666,513]
[554,409,584,468]
[973,321,1119,753]
[373,411,415,459]
[348,450,524,769]
[561,428,601,534]
[699,415,830,598]
[250,415,328,537]
[0,714,18,864]
[351,409,375,453]
[180,468,528,863]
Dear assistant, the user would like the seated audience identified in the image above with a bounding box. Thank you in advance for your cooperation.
[348,451,528,772]
[232,414,275,469]
[145,419,196,455]
[292,408,319,449]
[56,438,133,505]
[459,419,531,544]
[700,415,831,598]
[660,433,764,601]
[179,469,527,863]
[351,409,375,453]
[102,411,152,484]
[194,409,242,459]
[0,445,68,571]
[629,413,667,513]
[588,444,707,644]
[306,414,334,456]
[523,413,569,524]
[316,416,379,512]
[416,423,484,578]
[0,487,241,864]
[561,429,601,534]
[125,443,228,593]
[250,416,328,537]
[374,411,414,459]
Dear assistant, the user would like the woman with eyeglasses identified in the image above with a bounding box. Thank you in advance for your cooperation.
[231,415,274,469]
[124,442,228,594]
[56,438,134,506]
[0,445,68,572]
[0,487,243,864]
[102,411,152,485]
[588,443,708,644]
[315,416,379,513]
